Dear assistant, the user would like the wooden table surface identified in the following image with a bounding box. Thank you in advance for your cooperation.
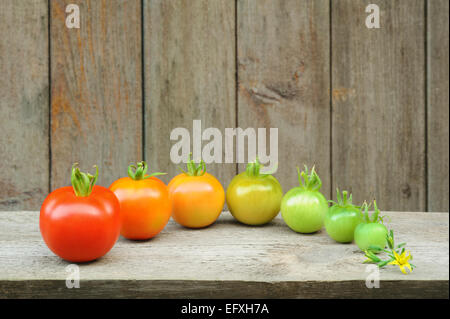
[0,211,448,299]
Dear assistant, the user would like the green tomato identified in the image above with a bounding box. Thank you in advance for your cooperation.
[354,223,388,251]
[354,200,388,251]
[226,159,283,225]
[324,190,362,243]
[281,166,328,233]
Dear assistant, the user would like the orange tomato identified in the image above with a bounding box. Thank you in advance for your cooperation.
[109,162,171,240]
[168,157,225,228]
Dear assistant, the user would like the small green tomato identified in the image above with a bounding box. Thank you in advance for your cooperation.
[354,201,388,251]
[325,189,363,243]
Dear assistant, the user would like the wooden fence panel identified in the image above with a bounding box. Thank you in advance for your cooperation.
[331,0,426,211]
[144,0,236,186]
[237,0,331,196]
[0,0,448,212]
[50,0,142,189]
[0,0,49,210]
[428,0,449,212]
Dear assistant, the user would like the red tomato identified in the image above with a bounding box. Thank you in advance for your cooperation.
[168,156,225,228]
[110,161,171,240]
[40,165,121,262]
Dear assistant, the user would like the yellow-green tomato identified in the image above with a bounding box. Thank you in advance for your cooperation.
[281,166,328,233]
[324,190,362,243]
[226,159,283,225]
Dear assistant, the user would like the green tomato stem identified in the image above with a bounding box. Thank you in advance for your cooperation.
[245,157,260,177]
[372,200,380,223]
[360,200,386,224]
[128,161,166,180]
[362,202,371,222]
[330,188,360,211]
[296,165,322,191]
[245,157,277,177]
[71,163,98,197]
[178,153,207,176]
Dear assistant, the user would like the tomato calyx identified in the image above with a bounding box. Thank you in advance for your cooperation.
[329,189,360,210]
[71,163,98,197]
[296,165,322,191]
[360,200,387,224]
[127,161,166,180]
[245,157,277,178]
[178,153,207,176]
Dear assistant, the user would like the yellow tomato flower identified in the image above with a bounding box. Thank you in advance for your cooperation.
[389,250,413,274]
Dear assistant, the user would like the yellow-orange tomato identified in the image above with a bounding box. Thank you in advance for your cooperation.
[168,158,225,228]
[109,162,171,240]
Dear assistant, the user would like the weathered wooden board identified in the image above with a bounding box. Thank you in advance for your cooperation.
[0,0,448,214]
[0,211,448,298]
[427,0,449,212]
[50,0,142,189]
[144,0,236,186]
[331,0,426,211]
[237,0,331,196]
[0,0,49,210]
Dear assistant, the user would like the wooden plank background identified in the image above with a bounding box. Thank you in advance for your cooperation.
[0,0,448,212]
[428,0,449,212]
[237,0,331,195]
[0,0,49,210]
[50,0,142,189]
[144,0,236,186]
[331,0,426,211]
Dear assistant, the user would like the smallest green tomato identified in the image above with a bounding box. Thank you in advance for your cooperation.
[354,201,388,252]
[226,158,283,225]
[325,189,362,243]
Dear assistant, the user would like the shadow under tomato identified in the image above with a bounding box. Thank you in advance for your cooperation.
[296,230,323,235]
[213,217,280,229]
[55,257,102,265]
[234,221,278,228]
[119,236,159,243]
[173,223,219,231]
[277,227,326,236]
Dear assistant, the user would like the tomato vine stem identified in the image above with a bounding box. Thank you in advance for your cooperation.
[329,188,361,210]
[296,165,322,191]
[127,161,166,180]
[245,157,278,177]
[361,200,387,224]
[178,153,207,176]
[71,163,98,197]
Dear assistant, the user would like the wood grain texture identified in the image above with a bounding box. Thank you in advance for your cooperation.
[332,0,426,211]
[427,0,449,212]
[50,0,142,189]
[237,0,331,195]
[0,211,448,298]
[1,280,448,299]
[144,0,236,186]
[0,0,49,210]
[0,0,448,213]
